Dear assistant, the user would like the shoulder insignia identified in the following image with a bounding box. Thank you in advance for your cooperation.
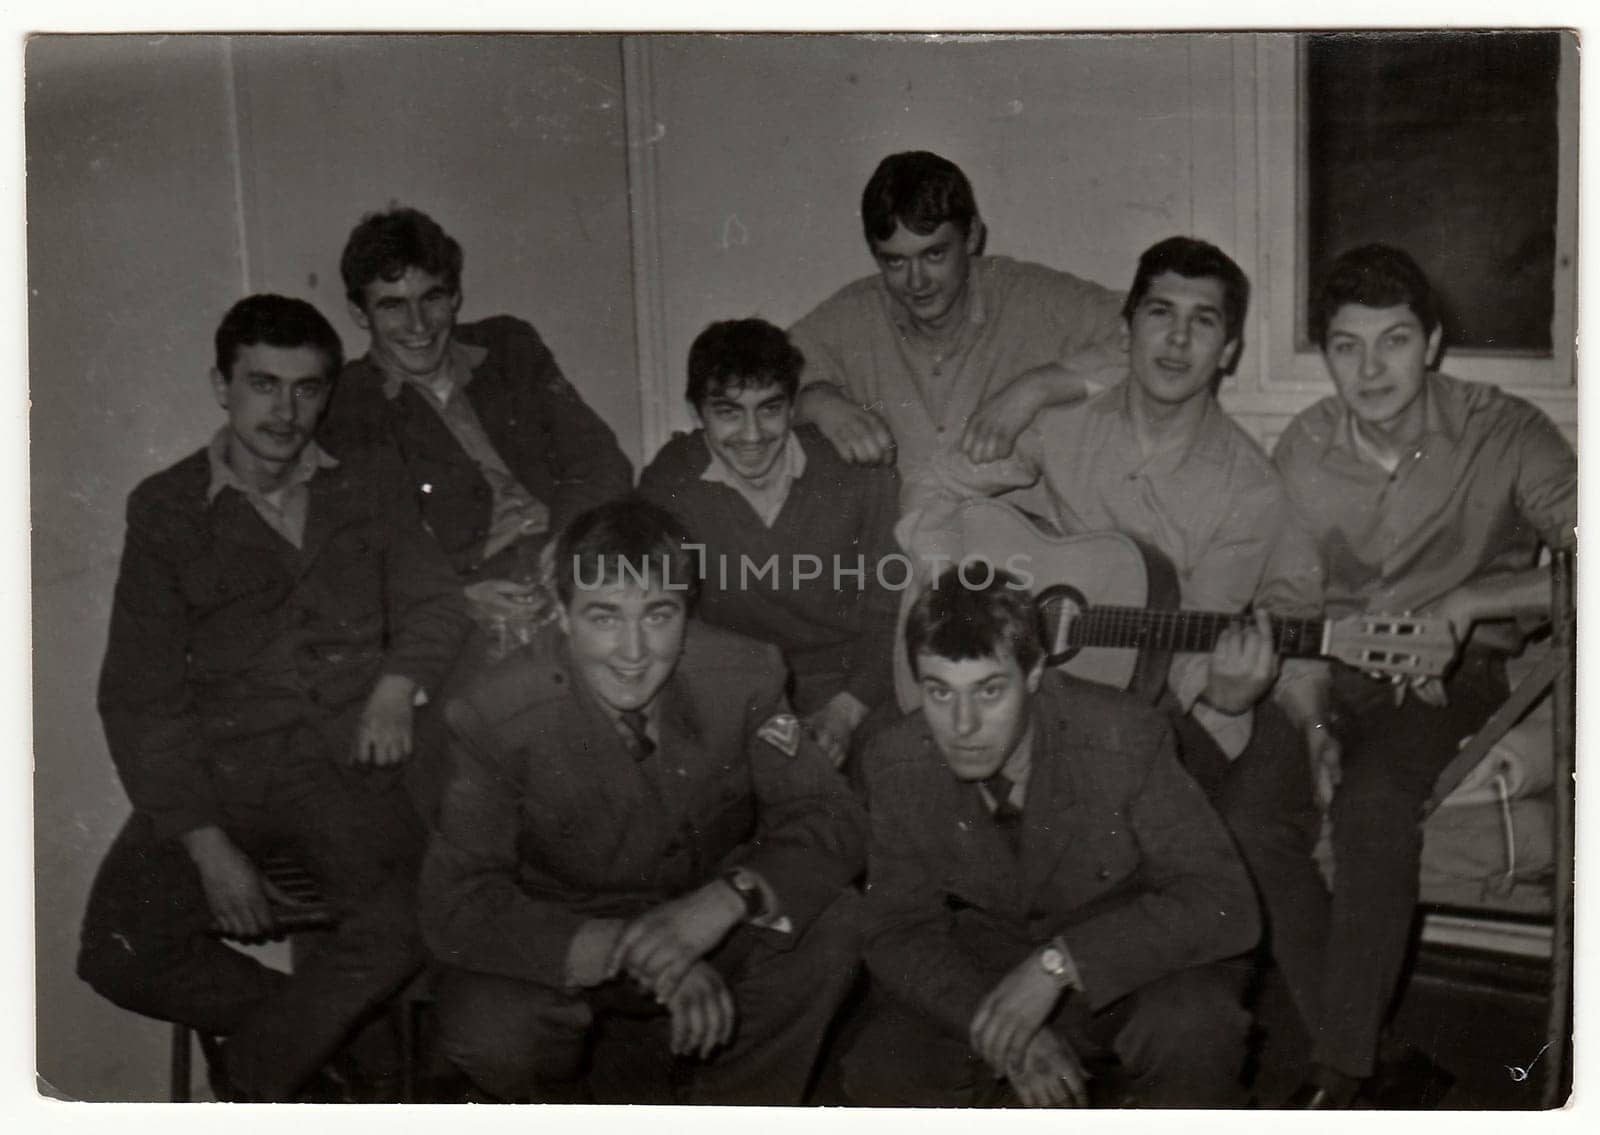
[757,713,801,758]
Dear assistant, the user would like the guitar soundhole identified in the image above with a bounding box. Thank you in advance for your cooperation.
[1036,584,1087,666]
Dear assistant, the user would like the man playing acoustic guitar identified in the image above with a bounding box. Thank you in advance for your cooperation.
[899,236,1332,1093]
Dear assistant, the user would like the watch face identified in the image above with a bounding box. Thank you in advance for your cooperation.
[1040,946,1066,975]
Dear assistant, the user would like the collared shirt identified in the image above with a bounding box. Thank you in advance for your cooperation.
[379,339,550,562]
[1273,372,1576,621]
[698,430,809,528]
[975,723,1035,813]
[901,378,1323,757]
[205,428,337,549]
[790,255,1128,487]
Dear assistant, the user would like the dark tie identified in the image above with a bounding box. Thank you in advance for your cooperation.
[983,773,1023,858]
[619,709,656,760]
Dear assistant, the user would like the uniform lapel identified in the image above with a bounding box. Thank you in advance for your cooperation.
[1020,681,1080,903]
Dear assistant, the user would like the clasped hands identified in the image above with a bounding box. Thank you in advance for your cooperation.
[599,883,746,1059]
[969,950,1089,1108]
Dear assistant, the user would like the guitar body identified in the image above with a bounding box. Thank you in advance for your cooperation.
[959,499,1181,702]
[893,498,1452,711]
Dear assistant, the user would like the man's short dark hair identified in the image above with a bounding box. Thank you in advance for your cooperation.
[213,294,343,381]
[861,151,979,245]
[1309,243,1440,349]
[1122,236,1251,374]
[553,496,701,610]
[905,566,1044,678]
[340,206,464,307]
[685,319,805,409]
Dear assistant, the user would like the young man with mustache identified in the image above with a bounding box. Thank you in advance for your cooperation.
[638,318,900,764]
[79,295,471,1101]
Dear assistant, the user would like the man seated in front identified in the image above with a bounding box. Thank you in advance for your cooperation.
[78,295,471,1101]
[842,570,1258,1107]
[638,318,900,764]
[791,149,1128,479]
[1270,244,1577,1107]
[418,498,867,1104]
[898,236,1331,1060]
[319,205,633,632]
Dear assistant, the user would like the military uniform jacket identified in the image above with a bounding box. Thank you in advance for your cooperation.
[860,671,1258,1040]
[419,621,868,984]
[319,316,634,579]
[97,446,471,844]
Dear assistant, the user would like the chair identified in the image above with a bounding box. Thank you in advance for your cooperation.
[168,853,338,1102]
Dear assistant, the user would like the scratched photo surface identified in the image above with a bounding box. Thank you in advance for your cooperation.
[28,31,1575,1106]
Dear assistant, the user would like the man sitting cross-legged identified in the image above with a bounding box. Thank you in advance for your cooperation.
[841,570,1258,1107]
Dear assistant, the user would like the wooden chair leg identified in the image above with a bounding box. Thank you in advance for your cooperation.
[170,1023,192,1103]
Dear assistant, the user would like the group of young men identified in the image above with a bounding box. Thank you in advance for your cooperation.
[80,149,1575,1108]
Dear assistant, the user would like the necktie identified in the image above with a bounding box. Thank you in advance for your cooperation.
[619,709,656,760]
[983,772,1023,858]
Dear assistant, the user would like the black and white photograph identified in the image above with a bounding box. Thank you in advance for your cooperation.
[16,15,1582,1120]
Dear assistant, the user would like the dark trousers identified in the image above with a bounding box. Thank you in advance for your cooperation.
[1169,699,1328,1045]
[77,759,426,1101]
[841,962,1250,1108]
[1307,650,1506,1078]
[434,890,862,1105]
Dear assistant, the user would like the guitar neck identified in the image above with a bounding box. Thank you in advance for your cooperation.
[1065,606,1326,658]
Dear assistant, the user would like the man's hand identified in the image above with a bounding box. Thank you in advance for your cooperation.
[463,578,551,622]
[664,961,737,1059]
[1008,1029,1089,1108]
[804,692,869,768]
[1202,609,1280,715]
[606,881,745,1000]
[797,384,896,466]
[970,948,1066,1075]
[1306,721,1343,811]
[353,673,418,766]
[181,826,293,941]
[961,371,1049,464]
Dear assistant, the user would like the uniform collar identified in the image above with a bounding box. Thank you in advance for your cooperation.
[205,427,337,505]
[378,338,490,402]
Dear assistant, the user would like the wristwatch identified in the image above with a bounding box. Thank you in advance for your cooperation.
[722,868,768,920]
[1038,940,1075,989]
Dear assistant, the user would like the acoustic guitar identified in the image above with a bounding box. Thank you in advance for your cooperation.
[906,498,1456,705]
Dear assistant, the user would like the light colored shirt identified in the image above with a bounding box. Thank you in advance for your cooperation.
[1273,372,1576,621]
[205,428,336,549]
[699,430,809,528]
[790,254,1127,488]
[901,379,1323,757]
[379,339,550,562]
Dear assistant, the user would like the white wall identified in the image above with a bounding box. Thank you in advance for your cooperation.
[28,33,636,1102]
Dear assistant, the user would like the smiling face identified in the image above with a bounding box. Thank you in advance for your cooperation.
[559,578,687,714]
[210,343,333,486]
[1321,302,1442,443]
[1125,271,1240,411]
[916,649,1043,781]
[870,220,980,333]
[350,266,462,382]
[695,380,794,485]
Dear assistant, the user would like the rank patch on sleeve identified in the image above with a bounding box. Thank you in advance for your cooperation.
[757,713,801,757]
